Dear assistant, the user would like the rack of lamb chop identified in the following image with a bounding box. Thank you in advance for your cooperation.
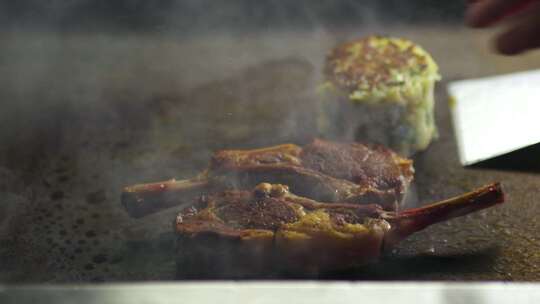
[175,182,504,278]
[121,138,505,277]
[122,139,414,217]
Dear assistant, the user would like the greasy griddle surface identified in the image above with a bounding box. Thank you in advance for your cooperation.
[1,28,540,282]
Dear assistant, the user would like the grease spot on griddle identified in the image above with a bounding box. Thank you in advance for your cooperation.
[78,239,86,245]
[85,231,97,238]
[86,190,106,205]
[59,230,67,236]
[92,254,108,264]
[50,191,64,200]
[54,167,67,174]
[113,141,130,150]
[57,175,69,183]
[42,179,51,188]
[84,263,94,270]
[76,218,84,225]
[109,255,123,264]
[91,213,100,219]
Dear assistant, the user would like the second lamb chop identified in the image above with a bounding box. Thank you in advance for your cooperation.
[122,139,414,217]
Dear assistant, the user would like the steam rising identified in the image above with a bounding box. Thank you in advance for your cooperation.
[0,1,464,33]
[0,1,471,282]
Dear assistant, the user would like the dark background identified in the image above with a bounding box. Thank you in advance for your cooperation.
[0,0,466,34]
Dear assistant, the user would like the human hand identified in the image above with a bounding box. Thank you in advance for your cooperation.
[466,0,540,55]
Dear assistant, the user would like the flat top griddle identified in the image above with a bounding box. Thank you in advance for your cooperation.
[1,26,540,283]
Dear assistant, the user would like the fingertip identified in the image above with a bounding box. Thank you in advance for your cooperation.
[496,46,524,55]
[465,4,492,28]
[465,7,482,27]
[465,0,521,28]
[494,34,525,55]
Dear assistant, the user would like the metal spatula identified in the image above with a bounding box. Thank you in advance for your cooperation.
[448,69,540,166]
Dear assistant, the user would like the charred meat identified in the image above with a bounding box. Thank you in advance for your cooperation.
[175,182,504,278]
[122,139,414,217]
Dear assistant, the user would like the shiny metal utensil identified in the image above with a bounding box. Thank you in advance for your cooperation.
[448,69,540,166]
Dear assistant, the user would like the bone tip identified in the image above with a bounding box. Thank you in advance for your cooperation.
[490,182,505,204]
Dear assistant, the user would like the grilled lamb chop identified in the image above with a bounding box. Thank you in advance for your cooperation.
[175,182,504,278]
[123,139,414,217]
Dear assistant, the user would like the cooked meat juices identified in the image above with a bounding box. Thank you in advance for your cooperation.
[122,139,414,217]
[175,183,504,278]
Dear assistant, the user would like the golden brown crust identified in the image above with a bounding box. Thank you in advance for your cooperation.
[208,138,414,210]
[324,35,432,93]
[175,185,386,237]
[175,184,390,273]
[175,183,505,275]
[210,144,302,170]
